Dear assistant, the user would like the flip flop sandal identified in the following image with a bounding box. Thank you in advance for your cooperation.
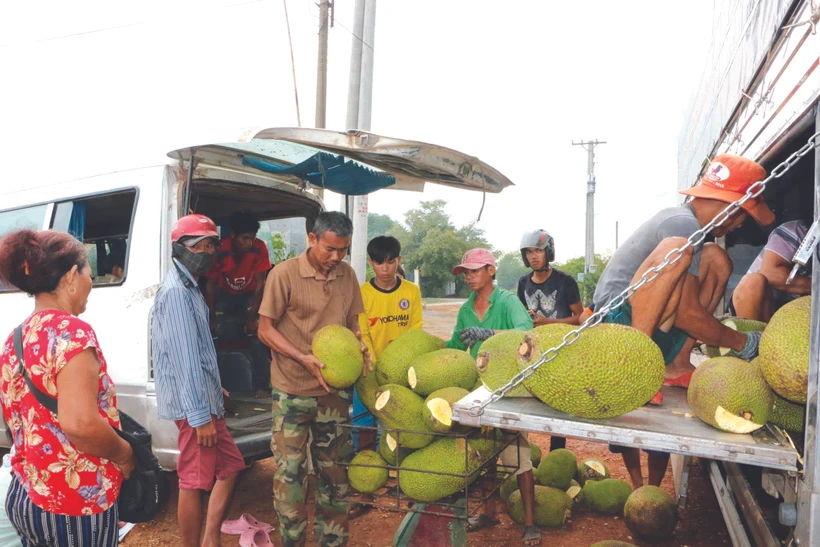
[663,371,693,389]
[349,502,373,520]
[239,528,274,547]
[221,513,272,535]
[522,525,541,545]
[466,514,500,532]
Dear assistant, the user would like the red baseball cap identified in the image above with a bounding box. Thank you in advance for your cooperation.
[452,248,496,275]
[679,154,774,226]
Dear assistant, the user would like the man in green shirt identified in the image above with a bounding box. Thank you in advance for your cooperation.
[447,248,539,545]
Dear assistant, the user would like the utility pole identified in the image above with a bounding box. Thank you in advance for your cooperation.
[615,221,619,249]
[344,0,377,283]
[314,0,332,200]
[572,139,606,278]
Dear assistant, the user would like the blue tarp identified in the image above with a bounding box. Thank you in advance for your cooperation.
[242,152,396,196]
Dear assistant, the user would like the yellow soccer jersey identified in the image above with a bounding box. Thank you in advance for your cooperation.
[359,278,423,359]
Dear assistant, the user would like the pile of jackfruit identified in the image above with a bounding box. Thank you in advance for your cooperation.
[691,295,810,435]
[502,448,678,540]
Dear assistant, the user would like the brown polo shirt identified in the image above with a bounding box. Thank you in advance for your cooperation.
[259,250,365,397]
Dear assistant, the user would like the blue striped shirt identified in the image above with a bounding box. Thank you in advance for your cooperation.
[152,259,224,427]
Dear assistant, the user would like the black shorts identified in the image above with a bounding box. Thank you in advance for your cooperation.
[608,444,666,458]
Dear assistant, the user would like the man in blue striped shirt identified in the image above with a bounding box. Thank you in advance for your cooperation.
[153,214,245,547]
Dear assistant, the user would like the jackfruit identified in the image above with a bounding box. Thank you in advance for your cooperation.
[506,485,572,527]
[577,459,610,486]
[769,392,805,433]
[373,384,434,448]
[376,330,446,387]
[398,436,497,502]
[580,478,632,515]
[519,323,665,418]
[407,349,477,395]
[476,330,533,397]
[378,433,413,466]
[535,448,577,490]
[499,474,518,501]
[529,442,542,468]
[687,357,772,433]
[590,542,638,547]
[759,296,811,403]
[705,317,767,358]
[348,450,388,493]
[472,376,485,391]
[623,485,678,541]
[423,387,469,433]
[311,325,363,388]
[354,366,381,414]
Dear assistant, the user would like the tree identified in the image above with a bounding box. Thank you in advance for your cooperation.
[388,200,491,296]
[496,251,529,291]
[552,253,610,306]
[269,233,297,264]
[367,213,399,241]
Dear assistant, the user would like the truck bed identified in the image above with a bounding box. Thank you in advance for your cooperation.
[452,386,799,472]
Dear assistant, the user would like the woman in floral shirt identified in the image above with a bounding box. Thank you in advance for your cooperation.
[0,229,134,547]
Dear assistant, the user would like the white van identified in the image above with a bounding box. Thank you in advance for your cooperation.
[0,127,512,469]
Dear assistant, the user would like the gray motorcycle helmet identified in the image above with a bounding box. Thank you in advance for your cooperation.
[520,229,555,267]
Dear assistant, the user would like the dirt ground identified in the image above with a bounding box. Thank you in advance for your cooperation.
[123,302,732,547]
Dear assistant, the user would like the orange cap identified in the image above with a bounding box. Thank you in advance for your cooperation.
[679,154,774,226]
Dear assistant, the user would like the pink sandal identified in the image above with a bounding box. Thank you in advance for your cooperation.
[240,528,274,547]
[220,513,272,535]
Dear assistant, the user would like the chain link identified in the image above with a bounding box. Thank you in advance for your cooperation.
[466,130,820,417]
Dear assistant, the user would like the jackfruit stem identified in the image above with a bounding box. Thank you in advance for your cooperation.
[518,338,533,360]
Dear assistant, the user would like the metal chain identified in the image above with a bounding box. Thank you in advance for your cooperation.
[467,129,820,417]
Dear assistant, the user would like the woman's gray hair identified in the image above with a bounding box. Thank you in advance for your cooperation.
[311,211,353,239]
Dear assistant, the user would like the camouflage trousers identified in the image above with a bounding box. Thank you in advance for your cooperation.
[271,386,352,547]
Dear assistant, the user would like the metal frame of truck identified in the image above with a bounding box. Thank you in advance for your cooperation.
[455,1,819,544]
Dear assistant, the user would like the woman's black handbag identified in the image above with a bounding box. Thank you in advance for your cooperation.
[13,325,161,523]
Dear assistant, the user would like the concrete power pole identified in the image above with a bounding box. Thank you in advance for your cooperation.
[572,139,606,277]
[344,0,377,283]
[314,0,332,200]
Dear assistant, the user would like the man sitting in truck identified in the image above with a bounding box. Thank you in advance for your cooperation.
[732,218,812,322]
[446,248,541,546]
[591,154,773,488]
[206,211,272,398]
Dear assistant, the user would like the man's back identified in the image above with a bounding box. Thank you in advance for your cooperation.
[594,205,702,310]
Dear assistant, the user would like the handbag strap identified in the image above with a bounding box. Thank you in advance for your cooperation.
[13,324,59,415]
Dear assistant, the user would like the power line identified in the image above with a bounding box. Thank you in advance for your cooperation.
[306,0,373,51]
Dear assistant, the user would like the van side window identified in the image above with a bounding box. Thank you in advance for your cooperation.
[52,191,137,286]
[0,205,49,291]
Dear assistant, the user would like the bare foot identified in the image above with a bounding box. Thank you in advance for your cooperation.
[522,525,541,545]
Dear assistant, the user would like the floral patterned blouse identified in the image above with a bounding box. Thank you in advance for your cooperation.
[0,311,123,516]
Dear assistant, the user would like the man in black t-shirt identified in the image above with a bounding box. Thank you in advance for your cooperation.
[517,230,583,454]
[517,230,583,326]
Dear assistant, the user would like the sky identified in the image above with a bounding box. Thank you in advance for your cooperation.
[0,0,714,262]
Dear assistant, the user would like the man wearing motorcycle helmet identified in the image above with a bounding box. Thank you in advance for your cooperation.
[517,230,583,327]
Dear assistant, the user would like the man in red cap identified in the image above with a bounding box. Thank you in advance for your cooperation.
[591,154,774,489]
[446,249,541,545]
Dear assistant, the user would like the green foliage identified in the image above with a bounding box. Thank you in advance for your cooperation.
[388,200,491,296]
[269,233,297,264]
[368,213,400,241]
[496,252,529,291]
[552,253,610,305]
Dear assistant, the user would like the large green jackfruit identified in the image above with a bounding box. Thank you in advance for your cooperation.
[760,296,811,403]
[624,486,678,541]
[688,357,772,433]
[519,323,665,418]
[535,448,577,490]
[475,330,532,397]
[407,349,477,395]
[769,393,806,433]
[354,367,381,414]
[376,330,445,387]
[529,442,542,468]
[311,325,363,388]
[398,436,497,502]
[348,450,388,493]
[507,485,572,527]
[373,384,434,448]
[499,474,518,501]
[580,478,632,515]
[423,387,469,433]
[705,317,767,358]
